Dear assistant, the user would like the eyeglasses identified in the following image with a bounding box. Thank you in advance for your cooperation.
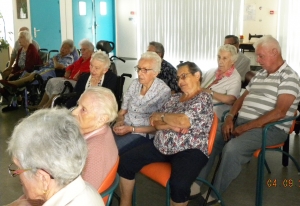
[8,163,32,177]
[8,163,54,179]
[176,73,192,81]
[134,66,153,74]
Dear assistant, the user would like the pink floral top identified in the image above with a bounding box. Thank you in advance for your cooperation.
[153,92,213,156]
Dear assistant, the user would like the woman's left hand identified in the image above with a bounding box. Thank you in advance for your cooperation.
[149,112,163,126]
[113,125,131,135]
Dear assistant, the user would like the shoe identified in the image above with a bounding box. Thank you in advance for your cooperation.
[192,195,220,206]
[2,105,18,112]
[189,192,202,200]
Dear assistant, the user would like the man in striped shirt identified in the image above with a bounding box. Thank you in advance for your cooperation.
[192,35,300,204]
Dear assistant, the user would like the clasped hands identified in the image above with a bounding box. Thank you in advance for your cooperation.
[222,118,247,141]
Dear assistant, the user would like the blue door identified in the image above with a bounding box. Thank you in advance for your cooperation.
[72,0,115,49]
[30,0,61,50]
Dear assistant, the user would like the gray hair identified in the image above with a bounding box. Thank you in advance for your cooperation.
[19,30,32,44]
[7,108,87,187]
[139,51,162,73]
[79,39,95,52]
[225,35,239,45]
[253,35,281,54]
[218,44,238,63]
[91,50,111,69]
[62,39,74,52]
[149,41,165,58]
[81,87,118,124]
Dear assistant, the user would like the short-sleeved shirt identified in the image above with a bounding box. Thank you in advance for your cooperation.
[153,92,213,156]
[239,61,300,132]
[157,59,180,92]
[46,53,74,69]
[122,78,171,138]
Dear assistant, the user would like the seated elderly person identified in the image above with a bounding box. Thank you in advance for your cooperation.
[30,39,94,109]
[0,39,74,90]
[64,50,118,109]
[118,61,213,206]
[7,108,104,205]
[201,44,241,119]
[72,87,119,189]
[192,35,300,204]
[113,51,171,155]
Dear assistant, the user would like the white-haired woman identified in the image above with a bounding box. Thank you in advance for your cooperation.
[113,51,171,155]
[6,108,104,206]
[65,50,118,108]
[72,87,119,190]
[201,44,241,119]
[31,39,94,109]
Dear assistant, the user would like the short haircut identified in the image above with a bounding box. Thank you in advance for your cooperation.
[79,39,95,52]
[91,50,111,69]
[19,27,29,32]
[177,61,203,83]
[19,30,32,43]
[225,35,240,44]
[81,87,118,124]
[149,41,165,58]
[7,108,87,187]
[218,44,238,63]
[61,39,74,52]
[253,35,281,54]
[139,51,162,73]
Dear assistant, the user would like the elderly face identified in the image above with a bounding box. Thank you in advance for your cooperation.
[255,45,275,71]
[80,45,93,60]
[177,65,200,93]
[137,58,158,86]
[18,34,28,47]
[60,43,72,57]
[89,59,108,79]
[72,93,99,134]
[217,50,234,73]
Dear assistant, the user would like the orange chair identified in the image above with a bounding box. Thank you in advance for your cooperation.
[99,157,120,206]
[253,113,300,206]
[133,113,224,206]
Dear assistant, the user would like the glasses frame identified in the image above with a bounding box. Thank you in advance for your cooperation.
[134,66,153,74]
[8,163,54,179]
[176,73,192,82]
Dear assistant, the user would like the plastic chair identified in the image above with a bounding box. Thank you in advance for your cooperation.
[99,157,120,206]
[254,113,300,206]
[133,113,225,206]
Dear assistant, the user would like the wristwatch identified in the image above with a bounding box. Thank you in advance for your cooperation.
[210,90,214,96]
[161,113,165,122]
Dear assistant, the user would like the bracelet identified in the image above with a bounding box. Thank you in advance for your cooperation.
[226,113,234,119]
[161,113,165,122]
[132,126,135,133]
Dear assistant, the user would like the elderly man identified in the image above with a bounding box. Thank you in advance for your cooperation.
[224,35,250,81]
[192,35,300,204]
[147,41,180,93]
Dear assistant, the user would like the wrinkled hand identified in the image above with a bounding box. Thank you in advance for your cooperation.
[222,119,234,141]
[232,125,247,137]
[170,126,189,134]
[113,125,131,135]
[149,112,162,126]
[114,120,124,128]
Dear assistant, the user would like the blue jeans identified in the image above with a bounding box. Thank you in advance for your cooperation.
[197,118,287,198]
[114,132,152,155]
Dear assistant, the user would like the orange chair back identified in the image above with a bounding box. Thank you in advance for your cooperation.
[98,157,119,203]
[140,113,218,187]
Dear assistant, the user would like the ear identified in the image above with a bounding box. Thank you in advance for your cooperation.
[194,71,201,80]
[36,169,52,191]
[271,48,278,56]
[103,68,109,74]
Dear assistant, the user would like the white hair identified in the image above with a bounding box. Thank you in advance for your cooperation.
[139,51,162,73]
[7,108,87,187]
[91,50,111,69]
[79,39,95,52]
[62,39,74,52]
[253,35,281,54]
[19,30,32,44]
[218,44,238,63]
[81,87,118,124]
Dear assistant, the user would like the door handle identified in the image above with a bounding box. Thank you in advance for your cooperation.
[34,27,40,38]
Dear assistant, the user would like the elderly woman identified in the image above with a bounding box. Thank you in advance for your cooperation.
[118,61,213,206]
[113,51,171,155]
[0,39,74,90]
[65,50,118,108]
[201,44,241,119]
[31,39,94,109]
[7,108,104,205]
[72,86,119,189]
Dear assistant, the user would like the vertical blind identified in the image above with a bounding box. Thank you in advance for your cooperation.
[277,0,300,73]
[137,0,243,72]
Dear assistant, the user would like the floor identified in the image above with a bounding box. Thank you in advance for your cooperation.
[0,102,299,206]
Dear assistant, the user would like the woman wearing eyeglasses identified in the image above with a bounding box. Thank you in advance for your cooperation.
[113,51,171,155]
[118,61,214,206]
[201,44,241,119]
[7,108,104,206]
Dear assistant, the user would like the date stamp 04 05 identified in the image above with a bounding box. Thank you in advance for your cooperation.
[266,179,300,188]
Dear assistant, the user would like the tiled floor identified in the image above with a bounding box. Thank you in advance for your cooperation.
[0,104,299,206]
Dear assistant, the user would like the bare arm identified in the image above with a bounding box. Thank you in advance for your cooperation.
[202,89,237,105]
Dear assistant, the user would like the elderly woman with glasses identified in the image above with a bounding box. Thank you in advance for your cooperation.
[118,61,214,206]
[7,108,104,206]
[113,51,171,155]
[201,44,241,119]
